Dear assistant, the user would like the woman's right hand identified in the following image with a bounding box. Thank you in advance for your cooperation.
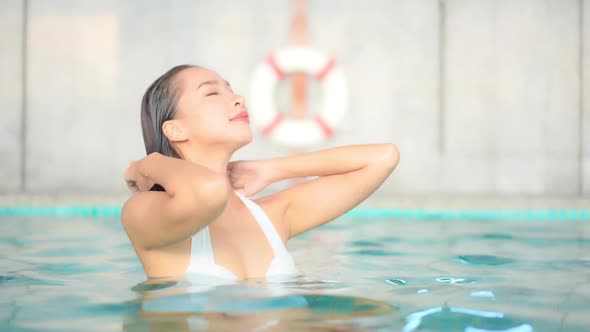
[124,159,155,193]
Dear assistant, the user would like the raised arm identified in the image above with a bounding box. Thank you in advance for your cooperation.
[121,152,230,250]
[267,144,399,238]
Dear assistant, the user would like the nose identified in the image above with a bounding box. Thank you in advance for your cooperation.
[234,94,245,108]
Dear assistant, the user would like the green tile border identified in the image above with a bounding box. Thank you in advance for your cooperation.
[345,208,590,221]
[0,206,588,221]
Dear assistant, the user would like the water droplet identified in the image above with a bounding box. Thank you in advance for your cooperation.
[417,289,428,294]
[385,278,406,286]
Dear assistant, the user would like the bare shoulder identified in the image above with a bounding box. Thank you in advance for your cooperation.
[119,191,162,239]
[120,193,144,234]
[121,194,193,277]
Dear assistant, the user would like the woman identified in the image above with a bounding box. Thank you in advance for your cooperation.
[122,65,400,281]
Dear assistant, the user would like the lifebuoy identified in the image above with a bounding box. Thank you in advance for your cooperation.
[249,46,348,147]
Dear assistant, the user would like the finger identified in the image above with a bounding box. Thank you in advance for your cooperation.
[242,185,257,197]
[231,182,244,191]
[230,178,243,188]
[244,189,258,197]
[127,183,139,193]
[124,165,138,179]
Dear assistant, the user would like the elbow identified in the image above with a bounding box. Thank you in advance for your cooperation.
[378,143,400,172]
[193,174,230,213]
[169,174,230,239]
[173,174,230,227]
[171,172,230,226]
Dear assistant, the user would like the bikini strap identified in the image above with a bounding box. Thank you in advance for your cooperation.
[189,226,215,265]
[234,191,288,255]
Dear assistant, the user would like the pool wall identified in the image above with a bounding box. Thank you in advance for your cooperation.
[0,0,588,197]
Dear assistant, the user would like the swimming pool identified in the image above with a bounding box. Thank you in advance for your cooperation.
[1,212,588,331]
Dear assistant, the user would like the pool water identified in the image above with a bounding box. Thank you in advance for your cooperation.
[0,214,588,331]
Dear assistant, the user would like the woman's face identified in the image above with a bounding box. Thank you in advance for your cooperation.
[173,67,252,148]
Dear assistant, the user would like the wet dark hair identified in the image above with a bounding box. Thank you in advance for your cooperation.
[140,64,197,191]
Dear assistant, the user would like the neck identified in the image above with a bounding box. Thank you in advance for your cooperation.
[177,143,233,175]
[174,143,245,211]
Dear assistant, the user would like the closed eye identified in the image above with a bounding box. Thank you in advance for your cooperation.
[206,92,219,96]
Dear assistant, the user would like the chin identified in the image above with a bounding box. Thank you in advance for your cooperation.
[233,131,253,148]
[241,132,253,146]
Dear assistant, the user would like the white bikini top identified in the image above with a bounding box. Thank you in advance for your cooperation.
[185,191,299,281]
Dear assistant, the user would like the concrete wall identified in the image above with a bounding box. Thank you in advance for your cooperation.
[26,0,120,192]
[0,0,588,196]
[584,0,590,195]
[0,0,23,192]
[444,0,581,195]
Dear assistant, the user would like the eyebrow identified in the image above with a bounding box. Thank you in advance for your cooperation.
[197,80,231,90]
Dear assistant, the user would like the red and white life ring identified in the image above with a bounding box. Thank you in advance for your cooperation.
[249,46,348,147]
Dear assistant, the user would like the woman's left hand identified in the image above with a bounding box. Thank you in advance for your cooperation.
[124,159,155,193]
[228,160,277,197]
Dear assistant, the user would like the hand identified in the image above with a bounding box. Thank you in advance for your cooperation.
[124,159,155,193]
[227,160,277,197]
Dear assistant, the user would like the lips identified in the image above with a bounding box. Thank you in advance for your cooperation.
[230,111,249,122]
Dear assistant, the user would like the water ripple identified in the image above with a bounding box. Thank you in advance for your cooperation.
[345,249,402,256]
[0,274,64,286]
[458,255,516,266]
[385,278,407,286]
[435,277,479,284]
[403,306,533,332]
[351,240,384,247]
